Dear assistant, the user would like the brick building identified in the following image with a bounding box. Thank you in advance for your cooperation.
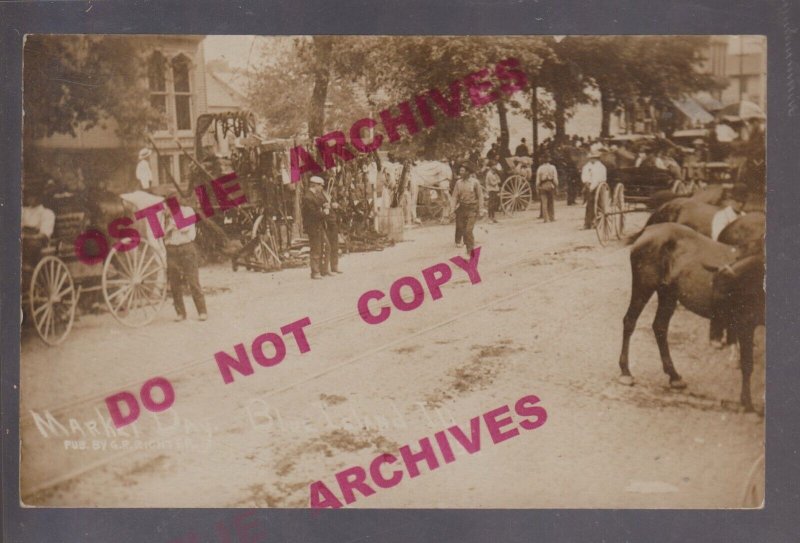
[28,35,210,194]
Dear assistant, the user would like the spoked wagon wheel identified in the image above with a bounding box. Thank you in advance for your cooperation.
[102,242,167,327]
[593,182,614,246]
[430,188,451,223]
[29,256,77,346]
[251,215,282,271]
[613,183,626,239]
[500,175,532,216]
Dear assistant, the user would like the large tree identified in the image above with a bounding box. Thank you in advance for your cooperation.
[23,35,159,144]
[627,36,722,134]
[568,36,722,137]
[248,35,535,161]
[537,38,594,141]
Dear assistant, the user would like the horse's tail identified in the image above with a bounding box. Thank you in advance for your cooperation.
[625,226,647,246]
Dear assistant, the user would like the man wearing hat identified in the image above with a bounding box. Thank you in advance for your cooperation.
[136,147,153,191]
[711,183,749,241]
[302,176,330,279]
[22,178,56,265]
[452,163,484,255]
[164,190,208,322]
[581,151,607,230]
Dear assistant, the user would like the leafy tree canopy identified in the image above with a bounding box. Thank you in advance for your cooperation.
[23,35,159,143]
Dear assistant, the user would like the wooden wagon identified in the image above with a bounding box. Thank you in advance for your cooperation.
[22,206,168,346]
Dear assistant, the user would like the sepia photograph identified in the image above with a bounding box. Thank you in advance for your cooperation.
[19,34,765,509]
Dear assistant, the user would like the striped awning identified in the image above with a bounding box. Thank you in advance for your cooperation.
[670,97,714,125]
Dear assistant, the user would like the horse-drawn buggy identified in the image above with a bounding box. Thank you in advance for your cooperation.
[497,156,534,215]
[589,163,675,246]
[414,156,534,222]
[184,111,297,272]
[590,131,735,246]
[22,191,168,346]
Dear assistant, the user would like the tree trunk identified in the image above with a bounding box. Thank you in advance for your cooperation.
[624,100,635,134]
[599,85,612,138]
[297,36,333,235]
[497,100,510,157]
[553,86,566,141]
[308,36,333,138]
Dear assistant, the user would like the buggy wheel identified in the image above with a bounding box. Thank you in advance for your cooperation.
[250,215,281,271]
[429,189,451,223]
[29,256,77,346]
[102,242,167,327]
[500,175,532,216]
[613,183,626,239]
[594,183,614,246]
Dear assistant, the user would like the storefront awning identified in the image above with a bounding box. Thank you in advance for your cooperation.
[671,97,714,125]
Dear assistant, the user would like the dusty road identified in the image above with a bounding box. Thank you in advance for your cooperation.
[20,201,764,509]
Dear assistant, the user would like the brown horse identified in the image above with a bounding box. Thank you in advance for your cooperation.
[632,187,763,249]
[644,198,719,236]
[646,185,728,211]
[618,223,764,412]
[718,211,765,256]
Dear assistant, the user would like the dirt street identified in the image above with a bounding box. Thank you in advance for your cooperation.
[20,201,765,508]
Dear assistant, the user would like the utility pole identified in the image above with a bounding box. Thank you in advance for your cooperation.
[738,36,744,102]
[531,85,538,158]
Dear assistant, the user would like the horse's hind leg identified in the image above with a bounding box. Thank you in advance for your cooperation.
[653,286,685,388]
[618,279,655,385]
[709,316,725,347]
[737,325,756,412]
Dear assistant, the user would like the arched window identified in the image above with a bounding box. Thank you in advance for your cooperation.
[172,55,193,131]
[147,52,168,130]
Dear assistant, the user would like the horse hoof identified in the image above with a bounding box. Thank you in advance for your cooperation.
[618,375,635,386]
[669,379,688,390]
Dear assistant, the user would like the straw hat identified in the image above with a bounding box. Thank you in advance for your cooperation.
[138,147,152,160]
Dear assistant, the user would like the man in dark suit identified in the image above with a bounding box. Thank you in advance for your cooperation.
[515,138,530,157]
[302,176,329,279]
[321,178,343,275]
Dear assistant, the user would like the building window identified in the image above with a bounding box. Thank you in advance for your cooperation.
[148,52,168,131]
[179,154,194,186]
[158,154,175,186]
[172,55,193,131]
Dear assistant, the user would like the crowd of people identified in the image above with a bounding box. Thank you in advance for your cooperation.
[23,116,765,322]
[436,116,765,256]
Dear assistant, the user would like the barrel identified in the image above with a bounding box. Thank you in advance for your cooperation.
[377,207,404,242]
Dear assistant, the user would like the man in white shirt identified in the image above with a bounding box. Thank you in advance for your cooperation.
[711,184,748,241]
[136,147,153,191]
[581,152,607,229]
[535,154,558,222]
[22,187,56,264]
[484,159,502,223]
[22,194,55,238]
[164,193,207,322]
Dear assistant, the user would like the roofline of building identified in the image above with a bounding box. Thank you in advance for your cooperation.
[208,70,249,103]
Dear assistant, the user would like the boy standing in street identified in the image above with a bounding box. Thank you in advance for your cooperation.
[164,193,208,322]
[452,164,484,255]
